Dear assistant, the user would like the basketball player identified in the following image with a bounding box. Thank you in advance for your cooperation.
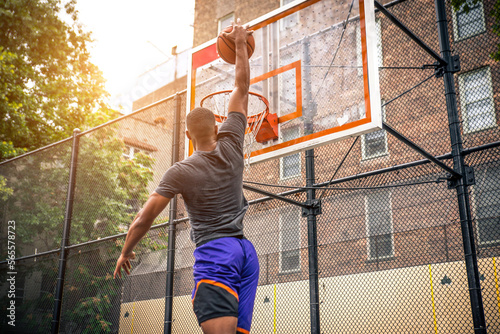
[114,19,259,334]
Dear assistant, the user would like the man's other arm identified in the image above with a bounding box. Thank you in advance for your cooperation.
[114,192,171,278]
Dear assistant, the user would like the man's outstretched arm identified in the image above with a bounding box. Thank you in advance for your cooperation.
[114,192,171,278]
[226,18,252,117]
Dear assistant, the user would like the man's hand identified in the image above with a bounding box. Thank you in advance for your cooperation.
[222,18,253,46]
[113,251,136,279]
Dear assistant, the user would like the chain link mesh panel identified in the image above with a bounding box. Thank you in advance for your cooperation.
[465,146,500,331]
[0,253,59,333]
[0,142,72,258]
[54,224,170,333]
[315,161,470,332]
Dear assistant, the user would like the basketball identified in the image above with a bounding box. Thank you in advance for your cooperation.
[217,26,255,64]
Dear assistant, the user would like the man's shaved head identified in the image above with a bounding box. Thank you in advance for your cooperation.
[186,107,216,140]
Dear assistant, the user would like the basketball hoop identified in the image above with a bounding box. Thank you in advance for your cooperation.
[200,90,278,168]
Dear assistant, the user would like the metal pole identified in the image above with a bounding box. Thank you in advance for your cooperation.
[51,128,80,333]
[434,1,486,333]
[300,29,321,333]
[164,94,181,333]
[305,149,320,334]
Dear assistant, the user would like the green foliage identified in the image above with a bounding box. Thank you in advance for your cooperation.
[118,151,156,209]
[0,258,58,332]
[450,0,481,13]
[0,140,27,160]
[15,283,55,333]
[69,127,155,243]
[137,224,169,252]
[0,141,19,201]
[1,146,71,254]
[0,4,168,332]
[0,0,117,156]
[450,0,500,61]
[0,126,160,332]
[0,175,13,201]
[64,262,117,334]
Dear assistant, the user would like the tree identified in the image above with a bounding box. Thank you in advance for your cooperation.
[0,0,116,159]
[0,2,171,331]
[451,0,500,61]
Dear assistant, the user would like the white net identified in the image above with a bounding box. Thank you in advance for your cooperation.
[201,91,269,168]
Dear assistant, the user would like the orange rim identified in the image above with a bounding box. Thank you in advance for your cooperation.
[200,90,270,126]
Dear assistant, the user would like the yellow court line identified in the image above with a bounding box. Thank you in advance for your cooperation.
[131,301,136,334]
[273,283,277,333]
[428,264,438,334]
[493,257,500,320]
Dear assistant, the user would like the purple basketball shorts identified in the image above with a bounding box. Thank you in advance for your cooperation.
[191,236,259,334]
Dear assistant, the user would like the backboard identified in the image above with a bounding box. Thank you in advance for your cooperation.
[187,0,382,164]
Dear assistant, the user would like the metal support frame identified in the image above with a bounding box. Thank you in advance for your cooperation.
[382,122,461,179]
[372,1,486,332]
[164,94,182,334]
[373,0,462,181]
[435,0,486,332]
[51,129,81,334]
[243,184,310,209]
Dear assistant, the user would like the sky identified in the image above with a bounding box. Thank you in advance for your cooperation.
[73,0,195,107]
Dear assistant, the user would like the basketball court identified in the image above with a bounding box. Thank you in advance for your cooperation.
[0,0,496,333]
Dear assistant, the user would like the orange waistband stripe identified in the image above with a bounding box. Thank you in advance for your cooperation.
[237,327,250,334]
[192,279,239,303]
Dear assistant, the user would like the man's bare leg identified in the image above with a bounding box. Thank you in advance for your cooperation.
[201,316,238,334]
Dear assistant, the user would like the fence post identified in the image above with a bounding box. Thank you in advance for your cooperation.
[305,149,321,334]
[434,1,487,333]
[164,93,181,333]
[51,128,81,333]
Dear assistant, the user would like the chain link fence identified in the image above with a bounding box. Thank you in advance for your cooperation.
[1,0,500,333]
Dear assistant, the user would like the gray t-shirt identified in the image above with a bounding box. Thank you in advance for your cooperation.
[155,112,248,246]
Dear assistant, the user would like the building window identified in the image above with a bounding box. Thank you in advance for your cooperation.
[218,13,234,34]
[280,127,301,179]
[452,1,486,41]
[361,102,387,160]
[279,207,301,272]
[458,67,496,134]
[123,145,151,160]
[280,0,299,30]
[357,18,382,76]
[365,190,393,260]
[474,166,500,245]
